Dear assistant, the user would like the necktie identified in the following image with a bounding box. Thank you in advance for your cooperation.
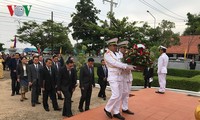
[35,64,39,79]
[103,66,106,76]
[35,64,38,70]
[89,68,92,74]
[113,52,116,56]
[49,68,52,75]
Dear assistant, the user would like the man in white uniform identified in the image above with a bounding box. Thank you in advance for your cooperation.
[156,45,169,94]
[104,38,134,120]
[117,41,134,115]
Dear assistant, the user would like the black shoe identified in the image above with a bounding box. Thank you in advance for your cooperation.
[16,93,21,95]
[155,91,165,94]
[32,104,35,107]
[113,113,125,120]
[11,93,15,96]
[36,102,41,104]
[71,100,74,102]
[85,108,89,111]
[129,94,135,97]
[66,114,73,117]
[103,97,106,100]
[54,108,62,111]
[58,98,64,100]
[104,108,112,118]
[122,109,134,115]
[79,108,84,112]
[45,108,50,112]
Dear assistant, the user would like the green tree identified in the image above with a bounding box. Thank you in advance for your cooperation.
[0,43,5,51]
[152,20,180,47]
[17,20,72,53]
[69,0,100,55]
[183,13,200,35]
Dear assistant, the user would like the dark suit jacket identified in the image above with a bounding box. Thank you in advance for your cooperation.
[38,60,45,67]
[97,65,108,84]
[40,66,57,91]
[52,61,61,72]
[57,66,76,91]
[17,63,28,79]
[9,58,21,77]
[28,64,43,83]
[143,67,154,79]
[189,61,196,70]
[79,64,95,88]
[52,61,61,80]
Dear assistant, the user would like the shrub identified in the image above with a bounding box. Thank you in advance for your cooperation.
[132,71,200,92]
[167,68,200,78]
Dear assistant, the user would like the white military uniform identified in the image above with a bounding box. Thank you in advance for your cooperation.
[104,49,128,114]
[157,52,169,92]
[118,51,133,111]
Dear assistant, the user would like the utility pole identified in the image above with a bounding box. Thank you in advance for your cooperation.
[103,0,118,27]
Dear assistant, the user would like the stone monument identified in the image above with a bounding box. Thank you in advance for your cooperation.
[8,45,17,56]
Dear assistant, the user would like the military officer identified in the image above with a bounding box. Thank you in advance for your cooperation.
[156,45,169,94]
[117,41,134,115]
[103,38,134,120]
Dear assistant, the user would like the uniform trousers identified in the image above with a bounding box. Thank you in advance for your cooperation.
[122,81,131,111]
[105,81,123,114]
[158,73,166,92]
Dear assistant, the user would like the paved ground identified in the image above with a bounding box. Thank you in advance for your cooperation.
[65,88,200,120]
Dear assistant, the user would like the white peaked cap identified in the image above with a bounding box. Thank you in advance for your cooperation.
[159,45,167,49]
[118,41,129,47]
[106,38,118,45]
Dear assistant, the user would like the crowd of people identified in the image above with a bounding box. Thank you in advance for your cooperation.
[0,39,171,120]
[0,52,107,118]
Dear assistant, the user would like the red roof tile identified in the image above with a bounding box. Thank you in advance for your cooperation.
[167,35,200,54]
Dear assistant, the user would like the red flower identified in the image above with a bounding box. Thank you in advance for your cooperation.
[126,58,132,63]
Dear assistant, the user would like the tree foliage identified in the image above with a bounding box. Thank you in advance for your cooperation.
[155,20,180,47]
[0,43,5,51]
[69,0,100,55]
[183,13,200,35]
[17,20,72,53]
[86,13,180,50]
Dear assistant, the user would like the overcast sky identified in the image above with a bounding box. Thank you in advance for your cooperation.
[0,0,200,48]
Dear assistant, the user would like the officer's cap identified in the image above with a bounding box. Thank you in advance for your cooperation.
[106,38,118,46]
[118,41,129,47]
[159,45,167,50]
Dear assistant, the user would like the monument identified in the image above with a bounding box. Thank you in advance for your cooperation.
[8,45,17,56]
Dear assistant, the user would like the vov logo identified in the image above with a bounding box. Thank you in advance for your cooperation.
[7,5,32,17]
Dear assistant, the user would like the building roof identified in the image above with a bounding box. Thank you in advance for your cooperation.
[167,35,200,54]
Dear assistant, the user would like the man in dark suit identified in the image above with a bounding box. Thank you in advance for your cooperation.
[189,58,196,70]
[9,53,21,96]
[143,65,154,88]
[40,58,61,112]
[28,56,42,107]
[57,60,77,117]
[78,58,95,112]
[67,57,78,102]
[97,59,108,100]
[52,54,63,100]
[38,55,45,67]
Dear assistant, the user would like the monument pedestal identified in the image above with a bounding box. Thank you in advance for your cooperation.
[8,48,17,56]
